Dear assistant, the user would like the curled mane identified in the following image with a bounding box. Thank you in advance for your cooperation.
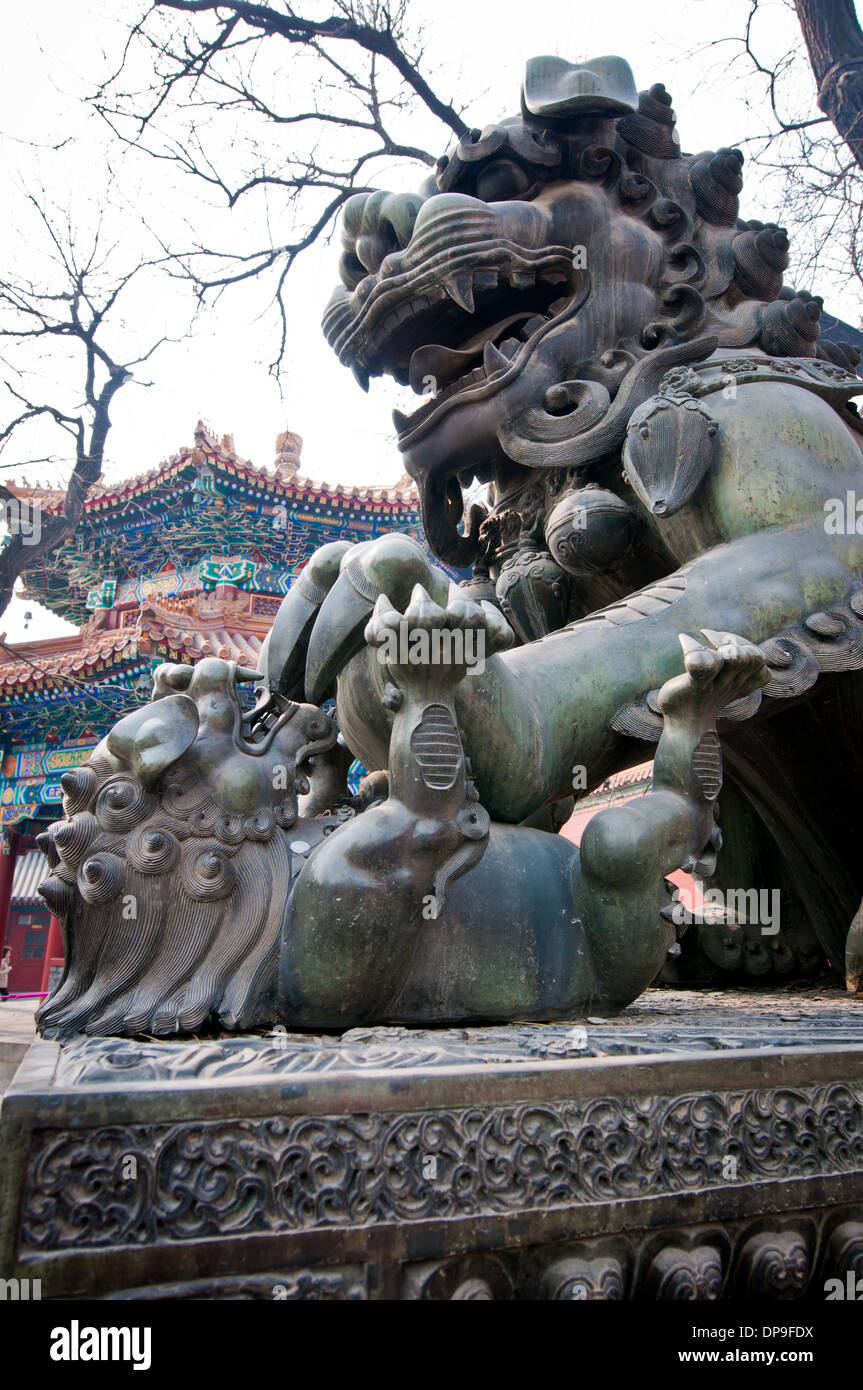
[36,755,300,1037]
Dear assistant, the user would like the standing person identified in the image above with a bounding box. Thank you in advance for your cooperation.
[0,946,11,999]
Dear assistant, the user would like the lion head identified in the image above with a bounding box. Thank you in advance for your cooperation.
[323,54,856,569]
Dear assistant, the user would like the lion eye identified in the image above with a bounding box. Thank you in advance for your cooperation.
[475,158,532,202]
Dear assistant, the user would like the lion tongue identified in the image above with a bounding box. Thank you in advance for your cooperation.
[408,343,479,395]
[408,312,548,395]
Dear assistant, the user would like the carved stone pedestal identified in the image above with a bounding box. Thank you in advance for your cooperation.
[2,989,862,1300]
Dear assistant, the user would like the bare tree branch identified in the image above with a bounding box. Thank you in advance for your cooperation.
[91,0,471,373]
[0,206,175,621]
[149,1,468,138]
[700,0,863,311]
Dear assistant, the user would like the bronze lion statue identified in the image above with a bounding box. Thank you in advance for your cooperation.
[38,55,863,1037]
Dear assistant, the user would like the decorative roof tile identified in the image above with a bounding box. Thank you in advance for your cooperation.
[6,424,418,514]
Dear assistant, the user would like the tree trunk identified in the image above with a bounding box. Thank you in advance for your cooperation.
[796,0,863,170]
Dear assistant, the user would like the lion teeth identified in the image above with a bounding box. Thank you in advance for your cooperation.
[443,273,475,313]
[520,315,547,338]
[483,340,509,375]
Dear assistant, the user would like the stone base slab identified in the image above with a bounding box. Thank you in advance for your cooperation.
[2,988,863,1300]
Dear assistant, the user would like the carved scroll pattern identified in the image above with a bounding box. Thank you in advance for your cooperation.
[19,1081,863,1252]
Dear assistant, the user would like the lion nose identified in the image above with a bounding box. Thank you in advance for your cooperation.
[339,189,425,285]
[409,192,491,243]
[411,191,547,255]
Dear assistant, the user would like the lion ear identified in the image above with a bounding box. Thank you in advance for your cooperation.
[152,662,195,698]
[107,695,200,788]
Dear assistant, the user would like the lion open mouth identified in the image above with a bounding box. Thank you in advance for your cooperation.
[323,240,581,443]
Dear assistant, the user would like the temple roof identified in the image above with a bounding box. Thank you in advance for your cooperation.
[0,629,136,693]
[9,423,422,624]
[7,421,418,512]
[0,598,272,695]
[0,586,279,735]
[0,422,427,818]
[10,849,49,906]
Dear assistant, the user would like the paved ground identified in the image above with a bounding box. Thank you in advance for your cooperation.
[0,996,39,1094]
[611,977,862,1025]
[0,995,39,1043]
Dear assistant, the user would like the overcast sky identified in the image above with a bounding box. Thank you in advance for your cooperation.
[1,0,858,640]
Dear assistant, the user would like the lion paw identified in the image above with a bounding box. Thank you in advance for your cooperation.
[658,629,769,723]
[364,582,514,695]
